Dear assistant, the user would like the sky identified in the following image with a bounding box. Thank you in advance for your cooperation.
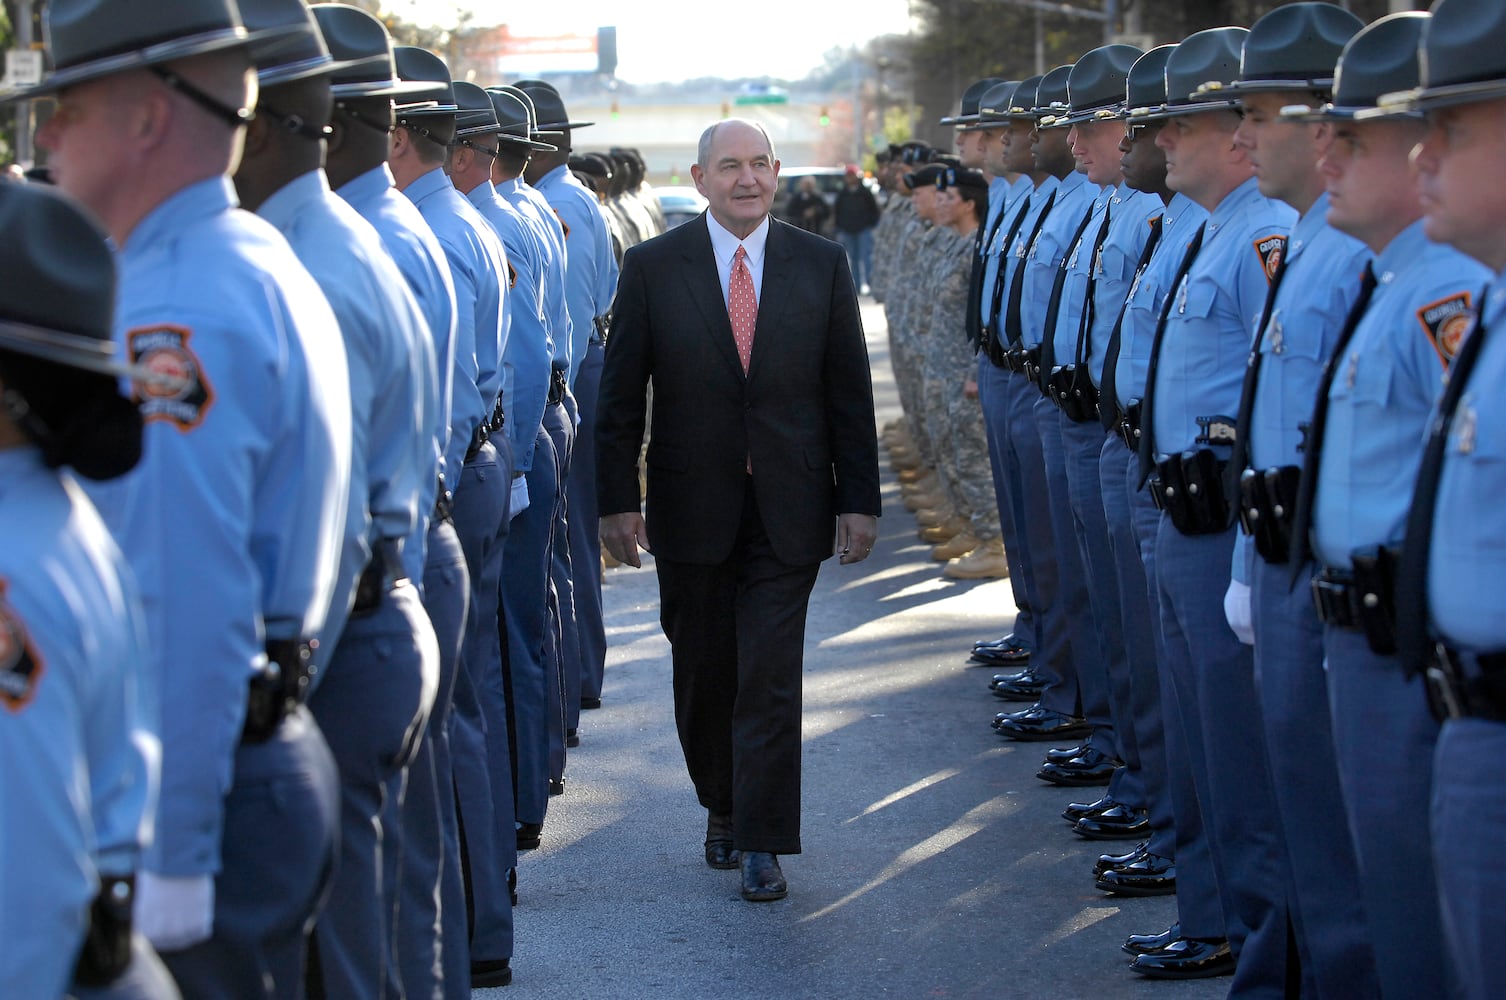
[384,0,917,83]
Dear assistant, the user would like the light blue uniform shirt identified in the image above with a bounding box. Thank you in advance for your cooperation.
[531,163,619,382]
[260,170,438,652]
[975,175,1017,332]
[0,449,157,1000]
[1116,194,1209,405]
[1248,193,1372,470]
[338,163,458,581]
[1019,169,1095,350]
[1425,274,1506,649]
[498,175,573,377]
[87,176,350,876]
[1077,185,1164,385]
[1314,221,1488,570]
[1150,177,1295,460]
[465,179,553,474]
[404,166,503,479]
[1045,181,1113,364]
[995,175,1061,346]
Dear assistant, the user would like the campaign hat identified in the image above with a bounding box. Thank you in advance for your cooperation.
[512,79,594,130]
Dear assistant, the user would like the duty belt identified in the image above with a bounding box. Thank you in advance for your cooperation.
[1115,401,1142,453]
[464,422,489,464]
[1425,644,1506,723]
[1148,449,1231,536]
[1237,465,1300,564]
[489,395,506,434]
[1017,345,1044,383]
[243,638,314,744]
[1312,545,1400,655]
[1047,364,1101,425]
[1000,345,1031,374]
[432,474,454,524]
[547,364,568,405]
[351,537,409,618]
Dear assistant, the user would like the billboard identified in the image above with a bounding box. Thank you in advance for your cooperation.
[468,25,617,77]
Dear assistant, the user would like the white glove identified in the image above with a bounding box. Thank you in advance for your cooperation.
[134,871,214,952]
[1224,579,1255,646]
[509,475,530,521]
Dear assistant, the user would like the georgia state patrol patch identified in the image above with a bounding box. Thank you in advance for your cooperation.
[1416,291,1474,364]
[1253,235,1286,283]
[128,325,214,431]
[0,582,43,713]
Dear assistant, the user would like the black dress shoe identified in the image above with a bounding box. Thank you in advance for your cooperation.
[1122,922,1181,956]
[1044,742,1090,763]
[516,822,542,851]
[1130,937,1234,979]
[1036,748,1121,786]
[1062,794,1117,824]
[991,678,1045,702]
[996,708,1091,742]
[1094,842,1148,876]
[974,632,1025,651]
[549,777,565,796]
[580,696,602,710]
[990,667,1036,688]
[566,727,580,748]
[1073,803,1149,840]
[970,638,1030,665]
[1095,854,1175,896]
[704,812,740,870]
[739,851,787,902]
[471,958,512,988]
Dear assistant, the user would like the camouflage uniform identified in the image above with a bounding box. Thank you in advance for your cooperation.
[885,205,937,468]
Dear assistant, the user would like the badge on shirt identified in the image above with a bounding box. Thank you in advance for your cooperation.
[0,582,43,713]
[1416,291,1474,365]
[127,325,214,431]
[1253,235,1286,283]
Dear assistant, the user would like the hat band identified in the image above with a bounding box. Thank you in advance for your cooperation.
[149,64,252,128]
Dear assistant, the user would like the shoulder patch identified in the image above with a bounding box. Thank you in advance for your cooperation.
[1253,235,1286,283]
[0,581,44,713]
[128,325,214,431]
[553,208,570,239]
[1416,291,1475,365]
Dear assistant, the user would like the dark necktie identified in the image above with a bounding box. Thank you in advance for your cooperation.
[1394,285,1493,675]
[1286,262,1379,582]
[1225,246,1292,499]
[1038,203,1106,392]
[1100,216,1164,432]
[1136,221,1208,483]
[1003,190,1058,348]
[983,193,1033,355]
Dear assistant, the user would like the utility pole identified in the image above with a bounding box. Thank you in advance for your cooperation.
[14,0,33,167]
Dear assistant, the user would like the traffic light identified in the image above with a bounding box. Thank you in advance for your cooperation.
[819,105,830,126]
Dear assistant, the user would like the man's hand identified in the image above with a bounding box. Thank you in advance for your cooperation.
[963,375,979,400]
[135,871,214,952]
[836,513,878,565]
[600,512,650,568]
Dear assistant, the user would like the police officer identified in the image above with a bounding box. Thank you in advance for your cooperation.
[1385,0,1506,993]
[233,3,442,994]
[0,182,176,1000]
[311,6,472,994]
[389,45,517,990]
[24,0,353,992]
[1215,5,1379,994]
[1283,12,1486,995]
[1126,27,1295,987]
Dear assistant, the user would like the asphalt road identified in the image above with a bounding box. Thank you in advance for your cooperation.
[479,298,1226,999]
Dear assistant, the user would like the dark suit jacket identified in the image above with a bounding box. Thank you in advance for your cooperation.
[596,212,880,567]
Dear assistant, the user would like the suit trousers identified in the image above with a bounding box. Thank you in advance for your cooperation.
[1002,376,1077,714]
[544,398,576,786]
[1250,558,1378,998]
[569,341,609,709]
[1431,717,1506,1000]
[976,356,1037,650]
[162,708,339,1000]
[1324,626,1449,1000]
[654,482,820,855]
[1155,521,1291,996]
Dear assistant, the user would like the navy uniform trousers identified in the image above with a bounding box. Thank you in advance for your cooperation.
[976,355,1038,652]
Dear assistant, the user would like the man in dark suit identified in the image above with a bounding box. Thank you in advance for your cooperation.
[596,118,880,902]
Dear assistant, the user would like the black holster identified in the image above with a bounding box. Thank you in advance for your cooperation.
[72,876,134,987]
[1237,465,1301,564]
[243,639,313,744]
[1048,364,1100,424]
[351,538,408,618]
[1349,544,1401,656]
[1149,450,1231,536]
[1115,401,1142,453]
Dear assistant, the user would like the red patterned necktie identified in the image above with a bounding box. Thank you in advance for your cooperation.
[728,244,757,373]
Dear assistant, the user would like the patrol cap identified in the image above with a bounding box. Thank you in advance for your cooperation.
[935,165,989,192]
[313,2,436,100]
[0,0,303,102]
[1379,0,1506,113]
[1282,12,1429,122]
[1129,27,1249,121]
[484,86,558,151]
[241,0,353,87]
[904,163,948,190]
[947,76,1004,130]
[0,183,162,383]
[512,79,594,130]
[980,74,1043,123]
[899,141,933,165]
[1124,44,1176,118]
[1197,2,1362,100]
[1056,44,1144,127]
[1033,64,1075,125]
[393,46,457,114]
